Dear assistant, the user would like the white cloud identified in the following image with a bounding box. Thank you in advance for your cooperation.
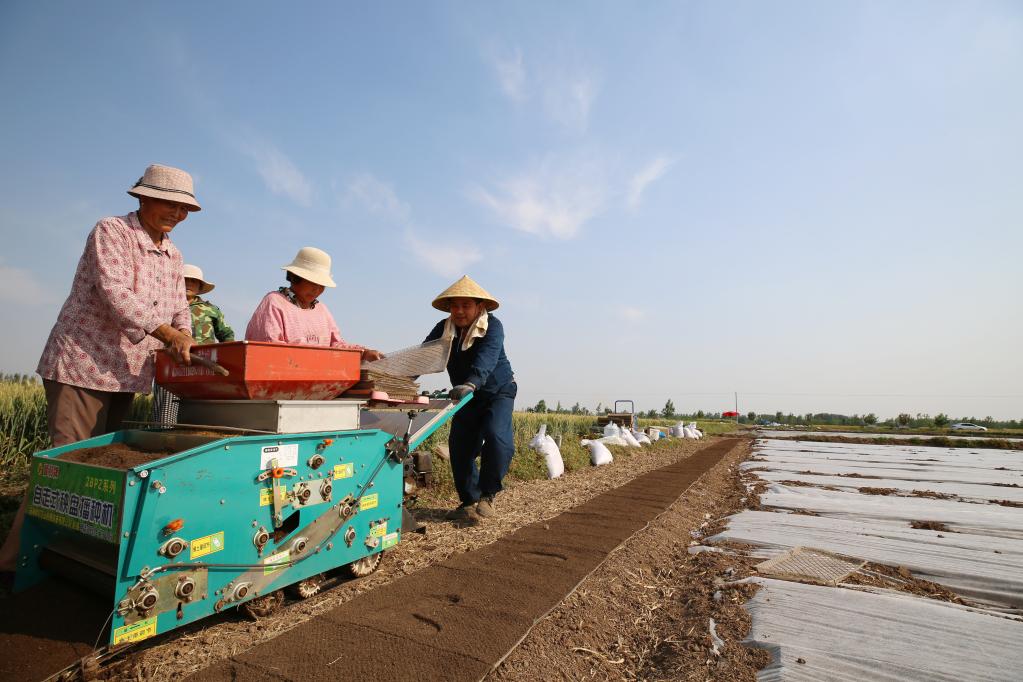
[0,262,57,304]
[486,45,598,133]
[473,158,606,240]
[543,72,598,134]
[618,306,646,322]
[342,173,410,222]
[239,142,312,206]
[404,231,482,278]
[627,156,675,209]
[494,47,527,102]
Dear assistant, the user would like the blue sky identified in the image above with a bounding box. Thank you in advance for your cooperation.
[1,1,1021,419]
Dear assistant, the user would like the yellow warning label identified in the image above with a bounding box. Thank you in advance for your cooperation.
[190,531,225,559]
[259,486,289,507]
[359,493,378,511]
[113,615,158,644]
[264,549,290,575]
[370,522,387,538]
[333,463,354,480]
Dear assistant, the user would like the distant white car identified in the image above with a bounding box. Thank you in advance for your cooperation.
[950,422,987,432]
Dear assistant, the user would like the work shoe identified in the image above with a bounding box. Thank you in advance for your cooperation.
[476,495,496,518]
[446,502,473,520]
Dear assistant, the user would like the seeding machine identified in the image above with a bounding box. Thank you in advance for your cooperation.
[13,341,466,663]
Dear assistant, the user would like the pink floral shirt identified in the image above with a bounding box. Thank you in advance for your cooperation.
[37,213,190,393]
[245,291,364,350]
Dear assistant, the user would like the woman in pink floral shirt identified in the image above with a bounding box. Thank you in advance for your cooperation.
[0,165,200,574]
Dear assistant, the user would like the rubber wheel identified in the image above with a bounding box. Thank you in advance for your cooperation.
[345,552,382,578]
[241,590,284,619]
[285,573,326,600]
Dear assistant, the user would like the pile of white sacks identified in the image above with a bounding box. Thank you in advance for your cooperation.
[531,419,703,479]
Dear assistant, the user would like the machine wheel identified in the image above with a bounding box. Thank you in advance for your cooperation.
[345,552,382,578]
[286,573,326,600]
[241,590,284,619]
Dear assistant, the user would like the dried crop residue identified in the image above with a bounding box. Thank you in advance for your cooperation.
[991,499,1023,508]
[844,563,968,605]
[131,439,728,679]
[857,486,898,496]
[910,490,956,500]
[494,442,771,681]
[837,472,882,479]
[55,442,174,469]
[777,479,817,487]
[909,520,953,532]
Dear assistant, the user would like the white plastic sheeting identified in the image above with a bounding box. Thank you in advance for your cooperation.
[742,578,1023,682]
[719,438,1023,680]
[715,510,1023,608]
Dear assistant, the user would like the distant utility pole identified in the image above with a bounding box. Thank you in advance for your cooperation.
[735,392,739,424]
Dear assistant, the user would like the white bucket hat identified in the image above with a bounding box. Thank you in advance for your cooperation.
[127,164,201,211]
[282,247,336,288]
[182,264,215,294]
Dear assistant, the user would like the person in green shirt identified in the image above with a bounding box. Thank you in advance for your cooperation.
[183,264,234,344]
[152,264,234,425]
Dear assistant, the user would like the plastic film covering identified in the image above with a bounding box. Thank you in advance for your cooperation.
[743,577,1023,682]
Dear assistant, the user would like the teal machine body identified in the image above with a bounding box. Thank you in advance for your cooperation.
[15,397,466,647]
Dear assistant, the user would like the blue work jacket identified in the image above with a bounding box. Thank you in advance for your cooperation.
[424,315,514,396]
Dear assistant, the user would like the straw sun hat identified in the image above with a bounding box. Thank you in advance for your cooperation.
[182,264,215,294]
[432,275,500,312]
[282,247,337,288]
[127,164,201,211]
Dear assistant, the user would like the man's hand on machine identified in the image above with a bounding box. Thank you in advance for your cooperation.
[152,324,195,365]
[448,383,475,401]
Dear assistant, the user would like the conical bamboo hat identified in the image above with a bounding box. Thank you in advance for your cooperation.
[431,275,500,312]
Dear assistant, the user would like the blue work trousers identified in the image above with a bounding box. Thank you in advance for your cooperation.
[448,383,517,505]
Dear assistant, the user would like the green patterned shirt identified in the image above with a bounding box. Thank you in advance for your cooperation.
[189,296,235,345]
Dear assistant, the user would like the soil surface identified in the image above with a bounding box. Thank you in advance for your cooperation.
[189,440,751,681]
[55,442,175,469]
[2,437,765,682]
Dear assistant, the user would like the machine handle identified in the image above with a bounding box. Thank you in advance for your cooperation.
[190,355,230,376]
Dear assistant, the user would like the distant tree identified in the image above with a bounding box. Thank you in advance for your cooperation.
[696,410,705,419]
[934,413,949,427]
[896,413,911,426]
[533,399,548,413]
[864,413,877,425]
[594,402,603,415]
[570,402,582,415]
[747,411,756,422]
[555,401,563,413]
[662,400,675,419]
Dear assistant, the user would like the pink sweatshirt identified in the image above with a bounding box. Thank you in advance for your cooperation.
[245,291,364,350]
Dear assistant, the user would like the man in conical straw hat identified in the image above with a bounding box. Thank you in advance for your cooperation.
[424,275,516,520]
[2,164,200,575]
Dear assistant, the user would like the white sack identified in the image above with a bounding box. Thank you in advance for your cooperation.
[529,424,564,479]
[597,435,629,447]
[581,439,614,466]
[632,430,652,445]
[683,426,698,439]
[602,422,621,438]
[621,430,643,447]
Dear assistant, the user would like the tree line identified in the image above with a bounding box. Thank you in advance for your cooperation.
[523,398,1021,429]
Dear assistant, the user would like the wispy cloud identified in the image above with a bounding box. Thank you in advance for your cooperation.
[627,156,675,209]
[0,262,57,304]
[339,173,483,277]
[342,173,410,222]
[542,71,598,135]
[238,141,312,206]
[404,231,482,278]
[486,45,598,134]
[494,47,527,103]
[473,157,606,240]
